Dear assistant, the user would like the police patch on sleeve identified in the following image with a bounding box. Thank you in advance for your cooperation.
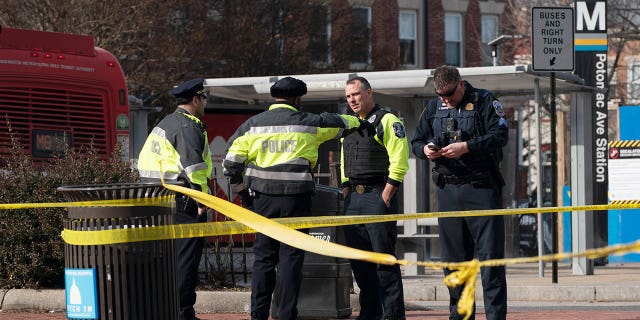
[492,100,505,117]
[498,117,509,128]
[393,122,406,138]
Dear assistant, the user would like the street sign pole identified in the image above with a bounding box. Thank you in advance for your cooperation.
[532,7,574,282]
[550,71,558,283]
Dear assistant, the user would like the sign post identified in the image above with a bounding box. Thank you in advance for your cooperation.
[532,6,574,282]
[532,7,575,71]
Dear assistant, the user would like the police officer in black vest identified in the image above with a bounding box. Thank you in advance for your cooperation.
[411,65,508,320]
[341,77,409,320]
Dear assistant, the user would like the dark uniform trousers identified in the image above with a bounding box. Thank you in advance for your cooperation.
[250,192,312,320]
[437,183,507,320]
[343,185,406,320]
[176,195,207,320]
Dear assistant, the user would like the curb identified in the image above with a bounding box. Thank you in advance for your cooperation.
[3,284,640,312]
[1,289,65,312]
[416,284,640,302]
[0,289,7,310]
[194,291,251,313]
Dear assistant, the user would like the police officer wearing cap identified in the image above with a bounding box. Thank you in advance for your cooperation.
[137,78,212,320]
[223,76,364,320]
[340,76,409,320]
[411,65,508,320]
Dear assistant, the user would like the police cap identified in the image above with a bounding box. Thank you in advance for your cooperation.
[270,77,307,98]
[169,78,208,100]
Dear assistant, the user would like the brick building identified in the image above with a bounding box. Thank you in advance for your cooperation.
[296,0,516,73]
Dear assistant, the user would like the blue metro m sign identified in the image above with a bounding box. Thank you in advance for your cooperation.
[575,0,607,51]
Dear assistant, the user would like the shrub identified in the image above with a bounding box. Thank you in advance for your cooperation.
[0,132,137,289]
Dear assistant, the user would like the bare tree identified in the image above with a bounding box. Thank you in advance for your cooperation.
[0,0,220,102]
[505,0,640,102]
[0,0,398,107]
[607,0,640,105]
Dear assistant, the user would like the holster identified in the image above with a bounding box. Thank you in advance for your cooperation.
[176,194,197,214]
[431,168,445,188]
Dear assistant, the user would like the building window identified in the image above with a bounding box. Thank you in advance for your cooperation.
[399,10,417,66]
[481,15,499,66]
[609,61,618,101]
[445,13,462,66]
[310,5,331,64]
[351,6,371,65]
[629,60,640,101]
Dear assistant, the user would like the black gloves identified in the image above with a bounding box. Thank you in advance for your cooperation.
[237,188,253,209]
[231,183,253,210]
[231,183,253,209]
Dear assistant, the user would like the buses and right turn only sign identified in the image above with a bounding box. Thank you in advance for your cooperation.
[532,7,574,71]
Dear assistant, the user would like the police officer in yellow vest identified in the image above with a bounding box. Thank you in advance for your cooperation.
[223,76,364,320]
[137,78,212,320]
[341,77,409,320]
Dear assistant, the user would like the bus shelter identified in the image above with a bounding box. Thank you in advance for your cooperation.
[203,65,599,276]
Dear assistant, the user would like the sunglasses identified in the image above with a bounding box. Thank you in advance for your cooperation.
[435,82,460,98]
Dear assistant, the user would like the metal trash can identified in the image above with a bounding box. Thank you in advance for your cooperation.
[272,185,352,319]
[58,183,179,320]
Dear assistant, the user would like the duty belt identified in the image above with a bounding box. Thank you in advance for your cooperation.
[354,184,384,194]
[442,175,472,185]
[441,171,492,185]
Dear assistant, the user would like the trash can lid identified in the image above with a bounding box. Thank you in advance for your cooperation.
[57,182,183,201]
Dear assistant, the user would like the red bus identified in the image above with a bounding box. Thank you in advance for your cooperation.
[0,27,130,162]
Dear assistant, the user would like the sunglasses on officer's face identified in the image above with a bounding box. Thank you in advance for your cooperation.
[435,82,460,98]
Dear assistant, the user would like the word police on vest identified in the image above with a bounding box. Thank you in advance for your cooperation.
[262,139,297,153]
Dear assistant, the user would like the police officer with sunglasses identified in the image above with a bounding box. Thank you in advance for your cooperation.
[411,65,509,320]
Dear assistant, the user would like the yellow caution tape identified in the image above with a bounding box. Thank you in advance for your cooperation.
[443,260,479,320]
[416,239,640,320]
[160,181,401,266]
[4,186,640,320]
[58,202,640,246]
[0,196,174,209]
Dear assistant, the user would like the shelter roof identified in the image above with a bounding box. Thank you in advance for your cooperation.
[204,65,591,103]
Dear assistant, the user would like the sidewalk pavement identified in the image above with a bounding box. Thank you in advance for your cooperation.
[2,262,640,314]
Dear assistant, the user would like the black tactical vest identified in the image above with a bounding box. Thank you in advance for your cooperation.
[343,107,390,182]
[433,92,495,174]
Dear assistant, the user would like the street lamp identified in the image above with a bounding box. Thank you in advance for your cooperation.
[487,35,523,66]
